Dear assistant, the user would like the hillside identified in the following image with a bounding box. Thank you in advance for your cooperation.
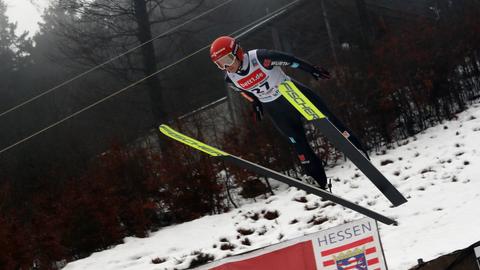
[64,101,480,270]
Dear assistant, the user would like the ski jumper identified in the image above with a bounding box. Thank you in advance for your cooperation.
[225,49,367,188]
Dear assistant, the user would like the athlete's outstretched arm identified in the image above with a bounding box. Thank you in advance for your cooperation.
[256,49,331,80]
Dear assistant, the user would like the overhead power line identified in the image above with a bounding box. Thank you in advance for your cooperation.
[0,0,236,119]
[0,0,300,155]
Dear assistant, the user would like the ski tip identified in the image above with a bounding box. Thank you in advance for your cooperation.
[158,124,170,132]
[158,124,168,135]
[158,124,229,157]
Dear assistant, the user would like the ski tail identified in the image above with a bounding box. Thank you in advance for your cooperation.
[278,81,407,206]
[158,124,398,226]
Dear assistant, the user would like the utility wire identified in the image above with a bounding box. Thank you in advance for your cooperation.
[0,0,236,118]
[0,0,300,155]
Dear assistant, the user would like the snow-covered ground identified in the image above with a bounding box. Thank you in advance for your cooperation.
[64,102,480,270]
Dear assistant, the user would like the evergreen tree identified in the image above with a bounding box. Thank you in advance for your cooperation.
[0,0,32,73]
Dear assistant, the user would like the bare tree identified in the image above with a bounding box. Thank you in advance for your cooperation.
[44,0,205,119]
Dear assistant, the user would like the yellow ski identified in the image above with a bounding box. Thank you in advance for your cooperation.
[279,81,407,206]
[158,124,398,225]
[278,80,326,120]
[159,124,227,157]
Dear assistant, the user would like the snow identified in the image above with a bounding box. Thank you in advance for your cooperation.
[64,102,480,270]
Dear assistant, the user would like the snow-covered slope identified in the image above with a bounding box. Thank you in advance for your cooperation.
[64,102,480,270]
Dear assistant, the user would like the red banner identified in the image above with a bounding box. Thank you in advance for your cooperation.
[198,218,387,270]
[210,241,316,270]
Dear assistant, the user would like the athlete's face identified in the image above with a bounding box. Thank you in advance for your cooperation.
[225,58,240,73]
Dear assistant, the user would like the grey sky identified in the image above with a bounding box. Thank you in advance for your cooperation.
[4,0,51,36]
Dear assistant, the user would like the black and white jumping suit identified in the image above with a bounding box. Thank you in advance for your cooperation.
[225,49,367,188]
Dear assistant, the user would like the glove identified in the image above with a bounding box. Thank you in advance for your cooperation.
[252,100,263,122]
[311,65,331,80]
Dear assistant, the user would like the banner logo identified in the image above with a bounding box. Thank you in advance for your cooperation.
[335,248,368,270]
[320,237,380,269]
[313,219,386,270]
[238,68,266,89]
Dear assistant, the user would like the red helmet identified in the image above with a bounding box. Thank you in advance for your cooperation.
[210,36,244,69]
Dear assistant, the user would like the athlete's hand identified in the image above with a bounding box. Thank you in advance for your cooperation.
[311,66,331,80]
[252,101,263,122]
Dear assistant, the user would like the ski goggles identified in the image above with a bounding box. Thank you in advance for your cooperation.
[214,53,236,70]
